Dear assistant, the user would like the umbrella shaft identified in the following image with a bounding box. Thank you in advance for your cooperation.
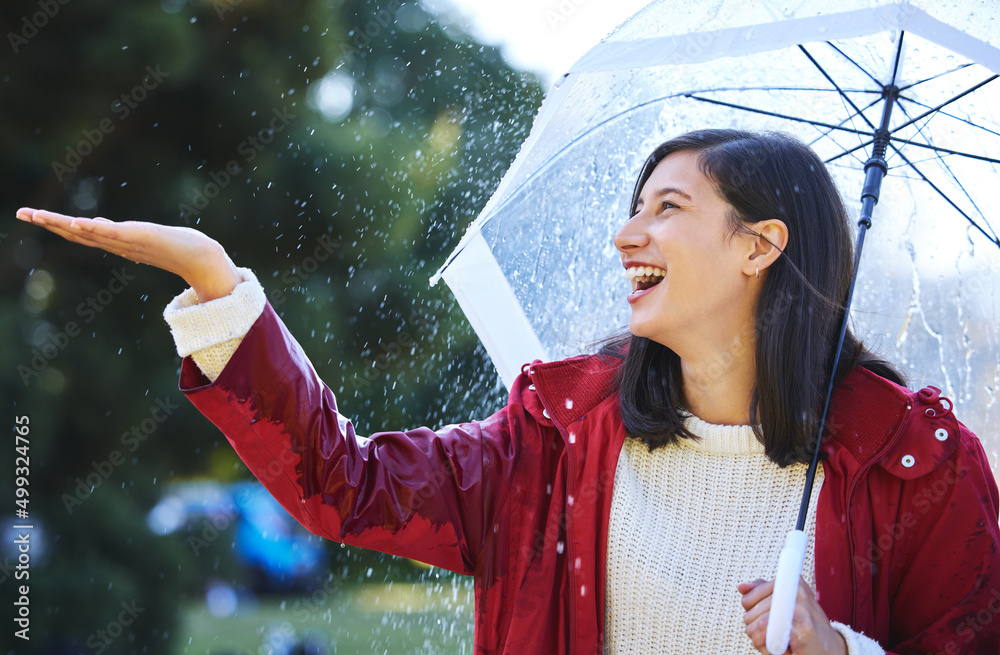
[859,167,884,229]
[796,222,869,530]
[797,91,894,527]
[798,99,893,527]
[859,83,898,227]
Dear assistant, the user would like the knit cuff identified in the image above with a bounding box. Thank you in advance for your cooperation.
[831,621,885,655]
[163,267,266,381]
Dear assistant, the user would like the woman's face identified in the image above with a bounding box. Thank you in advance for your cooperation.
[614,150,757,354]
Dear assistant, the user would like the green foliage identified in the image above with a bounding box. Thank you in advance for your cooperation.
[0,0,542,651]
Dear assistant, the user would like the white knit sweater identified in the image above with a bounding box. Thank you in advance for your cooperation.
[605,420,882,653]
[163,268,885,654]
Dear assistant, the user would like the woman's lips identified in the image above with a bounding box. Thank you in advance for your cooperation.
[624,264,665,297]
[627,277,663,304]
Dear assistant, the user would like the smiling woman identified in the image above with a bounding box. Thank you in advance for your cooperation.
[615,148,777,427]
[14,128,1000,655]
[605,131,905,464]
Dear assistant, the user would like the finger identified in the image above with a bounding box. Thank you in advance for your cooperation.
[18,210,121,241]
[31,213,141,253]
[40,211,104,232]
[797,576,817,603]
[68,216,116,231]
[67,217,126,238]
[744,609,771,652]
[17,209,50,226]
[740,579,775,610]
[30,211,125,241]
[65,227,140,257]
[743,593,771,626]
[785,580,829,645]
[29,220,138,260]
[66,216,147,245]
[32,209,84,225]
[737,579,766,594]
[746,612,792,655]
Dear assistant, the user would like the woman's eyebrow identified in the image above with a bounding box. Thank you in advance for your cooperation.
[637,187,693,206]
[651,187,692,201]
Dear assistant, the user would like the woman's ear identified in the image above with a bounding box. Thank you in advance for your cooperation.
[744,219,788,278]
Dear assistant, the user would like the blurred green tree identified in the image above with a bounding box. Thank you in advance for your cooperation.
[0,0,542,651]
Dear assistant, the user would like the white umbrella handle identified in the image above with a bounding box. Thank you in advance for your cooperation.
[765,530,807,654]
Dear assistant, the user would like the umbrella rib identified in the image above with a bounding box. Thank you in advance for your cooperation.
[887,91,1000,164]
[898,62,974,92]
[893,100,980,223]
[824,139,873,165]
[888,143,1000,247]
[797,45,879,159]
[694,86,880,94]
[893,152,966,168]
[807,95,886,155]
[890,75,999,135]
[798,45,877,131]
[886,137,1000,164]
[891,100,993,231]
[684,94,870,137]
[894,94,1000,140]
[889,33,905,88]
[826,42,883,88]
[706,83,884,157]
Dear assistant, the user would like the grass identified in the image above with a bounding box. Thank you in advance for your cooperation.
[173,579,475,654]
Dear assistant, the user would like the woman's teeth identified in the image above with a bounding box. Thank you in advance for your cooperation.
[625,266,666,292]
[625,265,665,279]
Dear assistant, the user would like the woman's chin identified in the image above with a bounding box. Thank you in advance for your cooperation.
[627,317,656,341]
[627,314,677,348]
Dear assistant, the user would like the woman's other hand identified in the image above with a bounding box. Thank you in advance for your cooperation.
[15,208,242,302]
[738,577,848,654]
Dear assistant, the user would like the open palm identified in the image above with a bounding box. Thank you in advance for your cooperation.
[15,208,242,302]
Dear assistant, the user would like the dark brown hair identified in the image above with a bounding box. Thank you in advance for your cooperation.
[600,129,905,466]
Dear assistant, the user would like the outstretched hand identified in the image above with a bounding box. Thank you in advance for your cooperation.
[739,577,847,654]
[15,208,242,302]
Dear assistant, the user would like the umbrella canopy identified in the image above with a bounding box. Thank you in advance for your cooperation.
[431,0,1000,462]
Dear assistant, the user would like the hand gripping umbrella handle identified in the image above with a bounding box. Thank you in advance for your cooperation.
[765,530,807,654]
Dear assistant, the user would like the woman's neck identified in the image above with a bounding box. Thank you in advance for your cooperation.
[678,333,756,426]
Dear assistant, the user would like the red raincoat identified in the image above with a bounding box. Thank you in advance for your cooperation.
[180,303,1000,654]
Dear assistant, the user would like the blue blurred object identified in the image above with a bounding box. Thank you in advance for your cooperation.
[231,482,325,589]
[147,480,326,592]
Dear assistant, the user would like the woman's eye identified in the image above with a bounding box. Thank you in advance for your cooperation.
[660,201,676,212]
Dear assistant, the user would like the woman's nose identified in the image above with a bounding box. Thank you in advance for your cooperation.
[614,215,649,253]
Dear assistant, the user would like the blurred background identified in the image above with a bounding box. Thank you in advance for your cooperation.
[0,0,577,652]
[3,0,998,652]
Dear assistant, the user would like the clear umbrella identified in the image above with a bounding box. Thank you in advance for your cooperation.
[432,0,999,448]
[431,0,1000,650]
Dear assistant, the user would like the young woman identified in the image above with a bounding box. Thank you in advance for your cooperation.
[17,129,1000,654]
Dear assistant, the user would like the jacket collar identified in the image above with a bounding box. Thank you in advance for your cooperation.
[528,355,620,426]
[531,355,912,466]
[824,366,911,463]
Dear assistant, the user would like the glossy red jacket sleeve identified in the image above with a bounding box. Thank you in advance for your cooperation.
[177,302,517,575]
